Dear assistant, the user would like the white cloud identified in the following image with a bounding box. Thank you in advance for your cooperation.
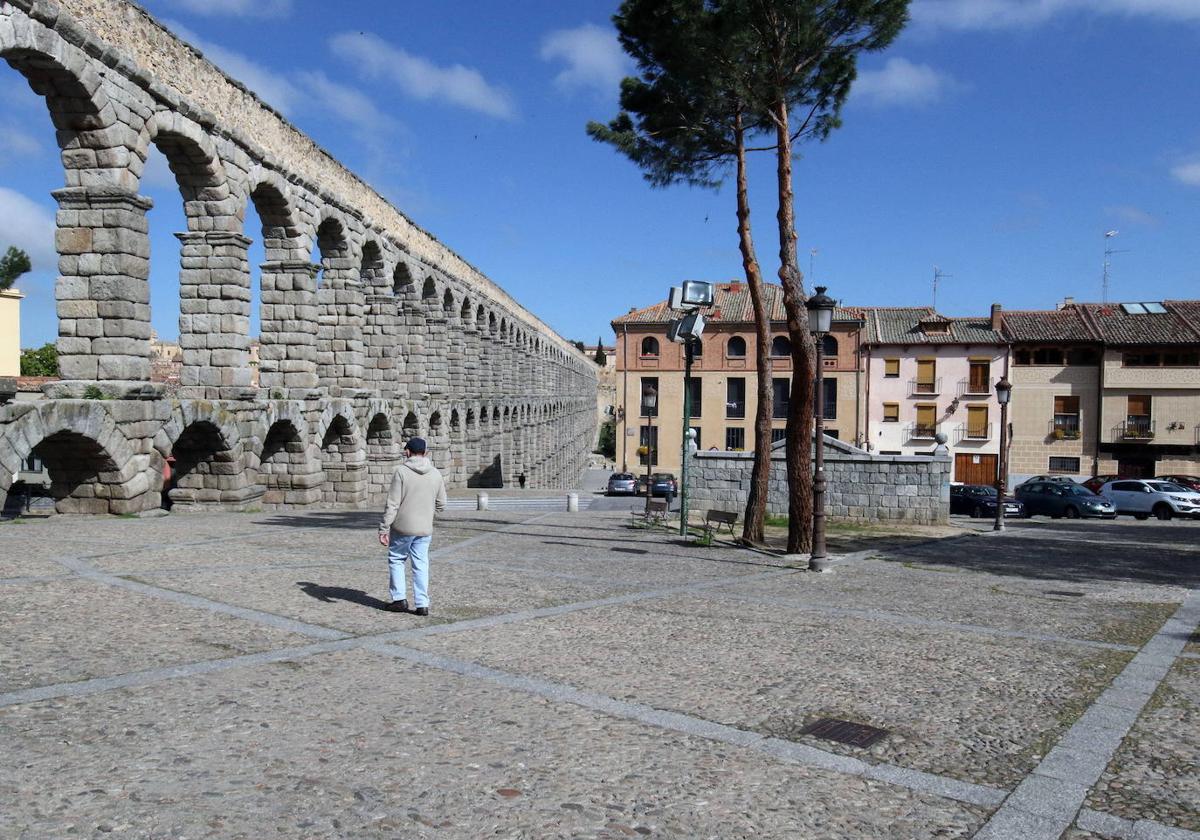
[853,58,962,107]
[0,125,44,161]
[0,187,57,276]
[1171,161,1200,187]
[297,71,400,136]
[911,0,1200,31]
[1106,204,1160,226]
[539,23,631,94]
[162,19,300,113]
[163,0,292,18]
[329,32,516,120]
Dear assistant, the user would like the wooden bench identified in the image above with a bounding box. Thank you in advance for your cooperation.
[703,509,739,538]
[632,499,670,528]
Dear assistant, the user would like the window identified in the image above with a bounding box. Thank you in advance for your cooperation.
[884,358,900,378]
[882,402,899,423]
[686,378,702,418]
[1124,349,1200,367]
[880,450,902,455]
[1053,395,1080,437]
[915,403,937,437]
[1014,349,1031,366]
[691,337,703,356]
[24,454,42,472]
[824,429,839,440]
[968,359,990,393]
[727,336,747,358]
[639,425,658,466]
[1111,481,1142,492]
[772,377,790,419]
[771,428,786,444]
[966,405,988,439]
[821,377,837,420]
[1048,457,1081,473]
[640,336,659,357]
[915,359,937,394]
[640,376,659,417]
[770,335,791,357]
[821,335,838,357]
[1033,347,1064,365]
[725,427,746,450]
[1066,348,1098,365]
[1126,394,1151,437]
[726,377,746,419]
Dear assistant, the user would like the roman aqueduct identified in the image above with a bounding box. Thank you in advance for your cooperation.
[0,0,598,514]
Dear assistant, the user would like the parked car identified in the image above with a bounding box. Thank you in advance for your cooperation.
[949,485,1025,518]
[1015,481,1117,519]
[1015,475,1079,488]
[1158,474,1200,493]
[1099,479,1200,520]
[606,473,638,496]
[1081,474,1122,495]
[649,473,678,498]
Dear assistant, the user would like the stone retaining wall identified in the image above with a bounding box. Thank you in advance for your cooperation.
[688,437,951,525]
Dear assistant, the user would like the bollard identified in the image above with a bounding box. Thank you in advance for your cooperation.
[477,492,488,511]
[566,492,579,513]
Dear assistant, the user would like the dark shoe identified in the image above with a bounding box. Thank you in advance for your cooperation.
[413,606,429,617]
[385,599,409,613]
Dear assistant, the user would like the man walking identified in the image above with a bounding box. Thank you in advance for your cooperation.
[377,437,447,616]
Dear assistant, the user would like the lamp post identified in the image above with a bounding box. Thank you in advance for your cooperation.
[679,337,696,535]
[641,383,657,515]
[993,375,1012,532]
[806,286,835,571]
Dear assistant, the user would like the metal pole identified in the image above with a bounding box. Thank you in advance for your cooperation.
[644,410,654,515]
[811,336,829,568]
[679,340,693,535]
[994,401,1008,532]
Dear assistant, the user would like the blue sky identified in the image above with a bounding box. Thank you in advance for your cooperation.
[3,0,1200,350]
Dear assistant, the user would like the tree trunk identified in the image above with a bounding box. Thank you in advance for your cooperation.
[771,100,817,554]
[734,114,772,545]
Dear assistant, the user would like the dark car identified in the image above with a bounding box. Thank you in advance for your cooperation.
[1158,474,1200,493]
[1015,481,1117,519]
[1081,474,1122,495]
[950,485,1025,518]
[606,473,638,496]
[649,473,678,498]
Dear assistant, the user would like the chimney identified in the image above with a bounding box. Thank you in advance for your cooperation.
[990,303,1002,331]
[1058,296,1075,310]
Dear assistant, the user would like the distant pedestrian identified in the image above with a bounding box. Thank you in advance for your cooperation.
[378,438,447,616]
[518,471,527,489]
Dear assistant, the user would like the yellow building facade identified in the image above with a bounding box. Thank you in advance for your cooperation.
[0,289,23,378]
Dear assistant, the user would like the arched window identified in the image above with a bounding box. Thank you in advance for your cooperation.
[822,334,839,357]
[727,336,747,358]
[770,335,791,357]
[641,336,660,357]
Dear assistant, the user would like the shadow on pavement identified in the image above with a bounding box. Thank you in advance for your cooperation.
[880,520,1200,587]
[297,581,389,610]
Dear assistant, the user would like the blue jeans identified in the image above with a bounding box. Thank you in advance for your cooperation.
[388,533,431,608]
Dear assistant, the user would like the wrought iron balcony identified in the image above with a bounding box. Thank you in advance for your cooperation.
[908,378,942,397]
[955,423,993,443]
[1048,417,1081,440]
[725,401,746,420]
[906,422,940,441]
[1117,419,1155,440]
[958,377,991,397]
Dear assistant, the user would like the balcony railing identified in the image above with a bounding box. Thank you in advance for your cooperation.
[905,422,940,441]
[1048,417,1081,440]
[1117,419,1155,440]
[908,378,942,396]
[726,402,746,419]
[958,377,991,397]
[955,423,993,443]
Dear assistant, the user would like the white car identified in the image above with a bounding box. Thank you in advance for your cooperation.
[1099,479,1200,521]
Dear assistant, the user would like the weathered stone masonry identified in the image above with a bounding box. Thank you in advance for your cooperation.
[0,0,597,514]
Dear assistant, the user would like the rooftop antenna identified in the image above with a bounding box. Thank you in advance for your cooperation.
[1102,230,1129,304]
[932,266,952,309]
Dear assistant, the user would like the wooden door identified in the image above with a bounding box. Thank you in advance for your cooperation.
[955,453,997,485]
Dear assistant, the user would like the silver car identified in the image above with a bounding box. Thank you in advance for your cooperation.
[606,473,638,496]
[1099,479,1200,521]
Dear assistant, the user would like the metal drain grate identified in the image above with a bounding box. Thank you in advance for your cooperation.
[799,717,890,748]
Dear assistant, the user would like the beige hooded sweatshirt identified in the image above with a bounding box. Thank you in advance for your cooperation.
[378,456,448,537]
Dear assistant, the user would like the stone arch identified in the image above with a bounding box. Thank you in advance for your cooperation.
[0,402,147,515]
[242,170,303,260]
[393,262,416,299]
[252,401,320,508]
[360,239,386,291]
[318,405,366,505]
[136,111,231,223]
[421,276,439,314]
[312,213,351,288]
[366,409,398,500]
[152,402,255,511]
[442,287,455,317]
[401,410,420,442]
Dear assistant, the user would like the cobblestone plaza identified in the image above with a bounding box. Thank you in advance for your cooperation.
[1,505,1196,838]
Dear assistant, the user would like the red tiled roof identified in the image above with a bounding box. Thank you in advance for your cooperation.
[611,282,862,326]
[1000,308,1097,343]
[862,308,1004,345]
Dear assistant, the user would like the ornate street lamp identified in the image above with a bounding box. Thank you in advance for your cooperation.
[641,382,658,515]
[805,286,836,571]
[993,375,1013,532]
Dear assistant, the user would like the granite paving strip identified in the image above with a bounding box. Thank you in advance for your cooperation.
[1077,808,1200,839]
[362,638,1009,810]
[974,591,1200,840]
